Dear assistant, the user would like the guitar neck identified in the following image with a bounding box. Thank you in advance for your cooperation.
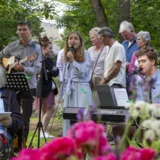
[19,57,27,64]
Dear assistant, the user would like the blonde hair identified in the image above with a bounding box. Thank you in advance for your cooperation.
[64,32,85,62]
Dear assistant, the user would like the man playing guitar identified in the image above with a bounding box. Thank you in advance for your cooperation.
[0,21,41,147]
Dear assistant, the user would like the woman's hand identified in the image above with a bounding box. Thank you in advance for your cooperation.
[67,51,74,62]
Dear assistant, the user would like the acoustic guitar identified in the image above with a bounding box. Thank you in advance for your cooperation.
[2,53,38,73]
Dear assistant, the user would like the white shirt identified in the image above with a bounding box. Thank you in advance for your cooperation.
[0,91,4,112]
[88,46,109,78]
[104,41,126,87]
[56,49,64,82]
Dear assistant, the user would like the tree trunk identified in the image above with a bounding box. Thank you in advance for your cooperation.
[89,0,108,27]
[119,0,130,42]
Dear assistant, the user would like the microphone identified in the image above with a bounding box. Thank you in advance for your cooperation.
[128,67,142,76]
[67,46,74,62]
[68,46,74,52]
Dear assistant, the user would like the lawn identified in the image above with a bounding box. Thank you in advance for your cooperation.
[27,107,63,148]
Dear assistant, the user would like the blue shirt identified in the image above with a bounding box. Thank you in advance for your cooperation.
[122,37,139,62]
[135,69,160,103]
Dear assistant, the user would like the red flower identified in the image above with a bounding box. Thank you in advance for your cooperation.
[93,153,117,160]
[12,148,40,160]
[120,147,157,160]
[40,137,76,160]
[68,120,110,156]
[140,148,157,160]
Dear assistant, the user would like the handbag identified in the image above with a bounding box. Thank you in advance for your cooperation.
[89,46,104,90]
[52,79,58,96]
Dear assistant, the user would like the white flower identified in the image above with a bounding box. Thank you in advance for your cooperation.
[146,103,157,112]
[134,101,147,110]
[129,109,139,118]
[144,129,156,140]
[151,120,160,135]
[141,119,152,129]
[125,102,132,109]
[152,109,160,118]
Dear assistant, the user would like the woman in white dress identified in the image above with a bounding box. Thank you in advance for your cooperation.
[62,31,93,136]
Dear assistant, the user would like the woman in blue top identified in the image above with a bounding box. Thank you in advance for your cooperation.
[62,32,93,136]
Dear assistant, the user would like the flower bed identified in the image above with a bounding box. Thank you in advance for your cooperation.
[12,99,160,160]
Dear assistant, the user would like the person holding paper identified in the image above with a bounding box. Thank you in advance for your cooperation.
[0,65,23,151]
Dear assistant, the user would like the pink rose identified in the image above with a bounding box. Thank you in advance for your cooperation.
[140,148,157,160]
[12,148,40,160]
[68,120,110,156]
[120,147,157,160]
[120,147,141,160]
[40,137,76,160]
[93,153,117,160]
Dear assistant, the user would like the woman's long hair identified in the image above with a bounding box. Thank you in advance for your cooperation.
[41,36,52,49]
[64,32,85,62]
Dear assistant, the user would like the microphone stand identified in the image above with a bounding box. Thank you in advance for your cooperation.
[29,39,48,148]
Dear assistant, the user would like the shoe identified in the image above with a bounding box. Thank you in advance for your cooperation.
[40,131,54,138]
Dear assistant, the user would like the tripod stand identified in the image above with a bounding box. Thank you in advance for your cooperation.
[29,47,48,148]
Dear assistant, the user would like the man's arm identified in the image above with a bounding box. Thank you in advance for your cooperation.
[100,60,122,84]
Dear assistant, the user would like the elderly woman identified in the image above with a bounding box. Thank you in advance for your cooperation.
[62,31,93,136]
[128,31,151,73]
[0,65,22,152]
[88,27,109,106]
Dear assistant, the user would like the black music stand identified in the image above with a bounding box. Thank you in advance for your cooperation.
[5,73,32,150]
[6,73,32,99]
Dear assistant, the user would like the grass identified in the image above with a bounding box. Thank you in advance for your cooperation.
[26,107,141,149]
[27,108,63,148]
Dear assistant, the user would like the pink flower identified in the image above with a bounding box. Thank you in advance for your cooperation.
[12,148,40,160]
[120,147,157,160]
[140,148,157,160]
[68,120,110,156]
[40,137,77,160]
[93,153,117,160]
[120,147,141,160]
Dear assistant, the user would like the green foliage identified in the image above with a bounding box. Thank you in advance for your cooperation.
[131,0,160,53]
[55,0,119,49]
[0,0,43,49]
[55,0,96,49]
[1,0,160,57]
[54,0,160,57]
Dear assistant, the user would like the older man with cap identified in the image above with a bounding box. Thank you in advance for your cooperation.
[99,27,126,89]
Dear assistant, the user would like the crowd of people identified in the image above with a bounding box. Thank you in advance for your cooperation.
[0,19,160,153]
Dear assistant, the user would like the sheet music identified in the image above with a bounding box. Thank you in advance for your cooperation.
[113,88,129,106]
